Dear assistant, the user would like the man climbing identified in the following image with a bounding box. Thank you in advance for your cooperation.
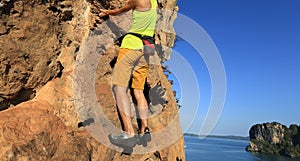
[99,0,158,149]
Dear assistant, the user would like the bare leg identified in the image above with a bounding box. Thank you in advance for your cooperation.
[113,85,135,136]
[133,89,148,134]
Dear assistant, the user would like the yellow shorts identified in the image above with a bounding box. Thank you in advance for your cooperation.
[112,48,149,90]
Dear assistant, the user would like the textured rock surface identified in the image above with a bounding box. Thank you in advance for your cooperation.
[246,122,300,158]
[0,0,65,109]
[0,0,185,160]
[248,122,286,144]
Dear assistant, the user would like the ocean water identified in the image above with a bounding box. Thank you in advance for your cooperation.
[184,135,300,161]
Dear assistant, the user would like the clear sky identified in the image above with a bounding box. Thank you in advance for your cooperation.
[165,0,300,136]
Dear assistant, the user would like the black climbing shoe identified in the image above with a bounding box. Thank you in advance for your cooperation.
[137,127,151,147]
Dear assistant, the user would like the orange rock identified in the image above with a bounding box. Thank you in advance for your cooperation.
[0,0,185,160]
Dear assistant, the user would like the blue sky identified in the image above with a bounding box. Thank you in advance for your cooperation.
[166,0,300,136]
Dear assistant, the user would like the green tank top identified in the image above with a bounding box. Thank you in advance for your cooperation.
[120,0,157,50]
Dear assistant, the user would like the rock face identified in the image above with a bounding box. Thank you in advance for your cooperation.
[246,122,300,158]
[0,0,185,160]
[0,0,66,109]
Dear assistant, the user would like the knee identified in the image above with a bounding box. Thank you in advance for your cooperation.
[133,89,144,99]
[113,85,127,94]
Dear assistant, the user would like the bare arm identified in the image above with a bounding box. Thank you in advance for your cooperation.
[99,0,136,17]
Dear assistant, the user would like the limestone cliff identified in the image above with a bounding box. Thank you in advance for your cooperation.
[246,122,300,158]
[0,0,185,160]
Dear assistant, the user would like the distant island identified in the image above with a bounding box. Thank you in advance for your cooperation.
[246,122,300,158]
[184,133,249,141]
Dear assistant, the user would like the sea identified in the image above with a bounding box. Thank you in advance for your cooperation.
[184,135,300,161]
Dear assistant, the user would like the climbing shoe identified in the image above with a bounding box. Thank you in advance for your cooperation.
[109,132,138,148]
[137,127,151,147]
